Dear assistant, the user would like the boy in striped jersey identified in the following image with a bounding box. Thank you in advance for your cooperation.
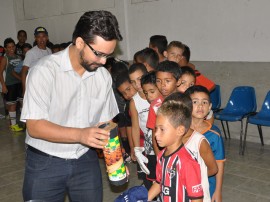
[148,99,203,202]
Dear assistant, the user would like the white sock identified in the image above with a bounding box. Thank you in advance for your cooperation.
[9,111,16,125]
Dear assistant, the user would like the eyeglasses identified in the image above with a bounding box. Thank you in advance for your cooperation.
[83,39,113,59]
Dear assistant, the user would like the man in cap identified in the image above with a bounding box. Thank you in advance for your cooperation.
[21,26,52,95]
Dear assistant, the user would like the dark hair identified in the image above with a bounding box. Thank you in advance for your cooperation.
[111,61,129,82]
[22,43,32,50]
[4,38,15,48]
[185,85,211,102]
[72,10,122,44]
[156,60,182,80]
[140,71,157,86]
[158,99,192,131]
[180,66,196,80]
[164,92,193,112]
[128,63,148,75]
[133,49,143,63]
[115,71,131,89]
[149,35,168,55]
[167,41,184,51]
[183,44,191,62]
[17,30,27,37]
[139,48,159,70]
[60,42,70,50]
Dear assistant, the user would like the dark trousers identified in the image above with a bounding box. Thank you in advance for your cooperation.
[23,148,103,202]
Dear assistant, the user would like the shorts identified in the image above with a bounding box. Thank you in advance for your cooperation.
[113,112,130,128]
[136,154,157,181]
[146,154,157,181]
[4,83,22,104]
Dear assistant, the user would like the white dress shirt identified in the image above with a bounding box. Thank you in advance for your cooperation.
[21,46,119,159]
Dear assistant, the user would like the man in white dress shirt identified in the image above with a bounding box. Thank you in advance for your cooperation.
[21,10,122,202]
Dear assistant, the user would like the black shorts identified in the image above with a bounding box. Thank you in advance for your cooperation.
[136,154,157,181]
[146,154,157,181]
[113,113,127,128]
[113,113,131,128]
[4,83,22,104]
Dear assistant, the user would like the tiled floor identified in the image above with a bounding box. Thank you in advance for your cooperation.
[1,116,270,202]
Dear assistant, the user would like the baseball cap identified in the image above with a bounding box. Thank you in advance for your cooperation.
[34,26,48,36]
[114,186,148,202]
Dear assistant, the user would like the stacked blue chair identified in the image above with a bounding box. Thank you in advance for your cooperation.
[210,85,228,140]
[242,91,270,155]
[214,86,257,153]
[210,85,221,112]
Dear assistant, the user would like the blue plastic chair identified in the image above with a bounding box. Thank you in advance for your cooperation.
[242,91,270,155]
[214,86,257,153]
[210,85,228,140]
[210,84,221,112]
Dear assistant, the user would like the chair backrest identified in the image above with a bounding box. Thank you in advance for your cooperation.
[210,84,221,110]
[223,86,257,114]
[257,91,270,117]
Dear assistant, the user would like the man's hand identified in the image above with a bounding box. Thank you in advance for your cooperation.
[79,127,110,149]
[134,147,150,175]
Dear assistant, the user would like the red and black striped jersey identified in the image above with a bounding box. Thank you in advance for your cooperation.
[156,144,203,202]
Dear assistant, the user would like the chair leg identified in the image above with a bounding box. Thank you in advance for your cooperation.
[226,121,231,139]
[220,121,227,140]
[257,125,264,146]
[242,119,249,155]
[239,120,244,154]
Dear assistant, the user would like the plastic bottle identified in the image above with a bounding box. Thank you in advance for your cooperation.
[99,122,128,186]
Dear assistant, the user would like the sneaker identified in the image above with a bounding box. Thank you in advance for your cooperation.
[123,153,131,164]
[10,124,24,132]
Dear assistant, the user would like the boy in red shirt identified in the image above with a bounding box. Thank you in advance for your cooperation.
[148,99,203,202]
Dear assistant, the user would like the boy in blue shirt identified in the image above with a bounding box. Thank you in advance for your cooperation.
[185,85,225,201]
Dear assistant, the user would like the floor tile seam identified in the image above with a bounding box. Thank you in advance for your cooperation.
[232,187,270,199]
[224,186,258,197]
[223,173,270,185]
[225,162,270,171]
[0,180,23,189]
[0,168,25,178]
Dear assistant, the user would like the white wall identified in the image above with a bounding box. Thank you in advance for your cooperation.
[8,0,270,62]
[12,0,129,59]
[126,0,270,62]
[0,1,17,46]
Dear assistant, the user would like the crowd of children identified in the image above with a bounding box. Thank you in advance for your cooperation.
[112,35,225,202]
[1,30,225,201]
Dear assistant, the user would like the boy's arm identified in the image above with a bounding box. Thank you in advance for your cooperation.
[129,99,140,147]
[21,65,29,95]
[0,57,7,93]
[148,182,160,201]
[11,70,21,81]
[199,139,218,176]
[126,126,135,161]
[147,105,160,155]
[129,98,149,174]
[152,128,160,155]
[211,161,224,202]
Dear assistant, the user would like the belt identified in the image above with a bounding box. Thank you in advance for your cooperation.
[27,145,59,158]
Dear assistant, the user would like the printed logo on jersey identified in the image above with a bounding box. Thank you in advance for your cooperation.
[162,186,170,195]
[192,184,202,193]
[166,167,176,179]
